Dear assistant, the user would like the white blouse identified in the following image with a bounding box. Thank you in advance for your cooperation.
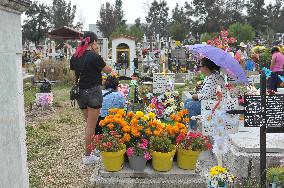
[197,71,225,100]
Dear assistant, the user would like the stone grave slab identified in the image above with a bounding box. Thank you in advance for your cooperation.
[229,127,284,153]
[99,162,197,179]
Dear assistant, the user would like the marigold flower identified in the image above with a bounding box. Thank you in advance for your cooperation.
[145,128,152,136]
[153,130,161,136]
[122,125,131,133]
[107,123,114,130]
[135,111,144,118]
[127,111,134,118]
[123,133,131,142]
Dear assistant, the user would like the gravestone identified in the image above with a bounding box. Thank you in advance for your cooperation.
[0,1,31,187]
[153,73,175,94]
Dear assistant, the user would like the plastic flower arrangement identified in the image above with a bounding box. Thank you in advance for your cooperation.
[208,166,235,188]
[176,131,211,151]
[36,93,53,107]
[90,131,124,152]
[126,138,152,160]
[144,91,183,119]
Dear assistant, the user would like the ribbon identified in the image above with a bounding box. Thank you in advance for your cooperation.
[74,37,91,58]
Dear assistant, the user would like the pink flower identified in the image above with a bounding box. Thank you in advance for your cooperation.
[138,143,147,150]
[141,139,148,146]
[144,152,151,160]
[126,147,135,157]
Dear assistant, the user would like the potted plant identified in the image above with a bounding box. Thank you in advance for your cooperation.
[126,138,151,170]
[208,166,234,188]
[91,131,126,172]
[149,133,176,172]
[267,166,284,188]
[176,131,211,170]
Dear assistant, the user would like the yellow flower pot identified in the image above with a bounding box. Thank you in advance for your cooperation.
[100,145,126,172]
[151,148,176,172]
[177,147,201,170]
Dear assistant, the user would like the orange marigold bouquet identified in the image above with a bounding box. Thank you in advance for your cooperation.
[99,108,189,146]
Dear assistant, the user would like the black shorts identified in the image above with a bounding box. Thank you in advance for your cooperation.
[77,86,103,109]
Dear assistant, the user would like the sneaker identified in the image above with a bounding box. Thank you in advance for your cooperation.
[83,154,100,165]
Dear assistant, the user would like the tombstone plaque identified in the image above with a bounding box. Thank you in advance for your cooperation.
[244,95,284,127]
[153,73,175,94]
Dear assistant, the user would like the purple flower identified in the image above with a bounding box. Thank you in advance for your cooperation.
[126,147,135,157]
[144,152,152,160]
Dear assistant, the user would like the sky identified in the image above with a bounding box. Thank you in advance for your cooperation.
[22,0,273,31]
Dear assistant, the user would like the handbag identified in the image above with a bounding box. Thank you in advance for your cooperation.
[70,56,87,101]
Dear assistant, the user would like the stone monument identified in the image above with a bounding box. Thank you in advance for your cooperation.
[0,0,31,187]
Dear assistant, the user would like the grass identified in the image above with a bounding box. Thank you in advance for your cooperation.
[25,83,95,187]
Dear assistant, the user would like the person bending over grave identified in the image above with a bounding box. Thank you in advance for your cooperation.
[92,76,125,156]
[70,31,116,165]
[184,57,225,130]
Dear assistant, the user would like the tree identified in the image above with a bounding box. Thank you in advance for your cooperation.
[114,0,125,26]
[22,1,50,46]
[246,0,267,33]
[224,0,245,24]
[145,0,169,37]
[190,0,227,33]
[266,0,283,33]
[169,4,188,41]
[228,22,255,43]
[97,2,118,38]
[110,24,144,41]
[135,18,141,28]
[51,0,76,29]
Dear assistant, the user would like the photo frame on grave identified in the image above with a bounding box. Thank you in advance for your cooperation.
[201,98,239,136]
[244,94,284,127]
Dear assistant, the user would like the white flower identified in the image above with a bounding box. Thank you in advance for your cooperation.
[157,95,164,102]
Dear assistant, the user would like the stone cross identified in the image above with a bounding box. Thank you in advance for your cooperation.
[0,1,31,187]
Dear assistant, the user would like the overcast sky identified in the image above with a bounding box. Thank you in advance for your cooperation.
[22,0,273,30]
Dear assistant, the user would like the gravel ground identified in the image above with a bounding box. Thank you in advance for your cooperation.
[26,87,97,188]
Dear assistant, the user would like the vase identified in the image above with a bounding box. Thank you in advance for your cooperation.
[100,145,126,172]
[151,147,176,172]
[177,147,201,170]
[128,156,147,170]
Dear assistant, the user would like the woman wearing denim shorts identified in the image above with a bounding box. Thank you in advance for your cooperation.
[70,31,115,165]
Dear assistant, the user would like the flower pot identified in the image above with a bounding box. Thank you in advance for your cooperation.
[151,148,176,172]
[177,147,201,170]
[128,156,147,170]
[100,145,126,172]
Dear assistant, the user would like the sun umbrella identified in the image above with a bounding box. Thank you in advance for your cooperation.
[188,44,248,84]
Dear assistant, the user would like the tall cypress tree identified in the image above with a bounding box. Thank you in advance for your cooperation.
[51,0,76,29]
[246,0,267,33]
[145,0,169,37]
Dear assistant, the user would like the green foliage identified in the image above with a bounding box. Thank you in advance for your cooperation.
[259,49,272,69]
[145,0,169,37]
[22,1,50,46]
[246,0,267,33]
[114,0,125,26]
[51,0,76,29]
[150,133,174,153]
[200,32,218,42]
[24,85,38,107]
[228,22,255,43]
[110,24,144,41]
[57,115,75,125]
[267,167,284,184]
[97,3,117,38]
[169,22,187,41]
